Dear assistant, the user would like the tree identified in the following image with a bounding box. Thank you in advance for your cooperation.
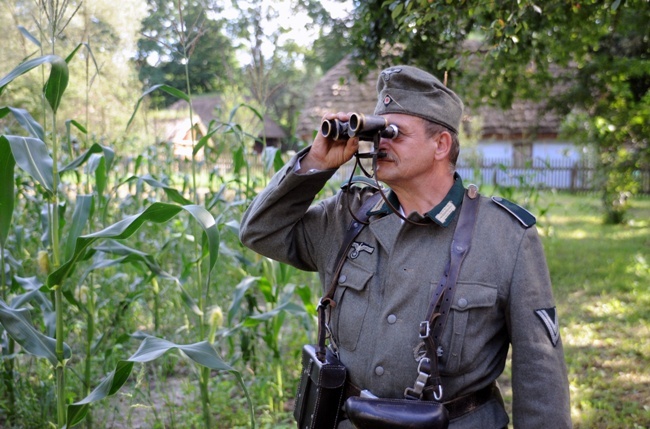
[134,0,238,107]
[348,0,650,223]
[229,0,350,150]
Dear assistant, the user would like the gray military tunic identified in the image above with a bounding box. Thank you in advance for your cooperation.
[239,149,572,428]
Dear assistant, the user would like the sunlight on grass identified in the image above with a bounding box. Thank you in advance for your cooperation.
[544,194,650,428]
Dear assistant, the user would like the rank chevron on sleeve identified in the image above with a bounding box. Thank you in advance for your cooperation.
[535,307,560,347]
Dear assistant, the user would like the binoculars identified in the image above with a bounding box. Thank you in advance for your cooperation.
[321,113,399,141]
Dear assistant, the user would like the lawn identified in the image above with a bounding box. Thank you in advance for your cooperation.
[497,192,650,428]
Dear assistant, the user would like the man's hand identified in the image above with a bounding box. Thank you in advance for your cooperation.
[298,112,360,173]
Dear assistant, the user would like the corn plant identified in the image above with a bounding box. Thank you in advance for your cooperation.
[0,47,256,428]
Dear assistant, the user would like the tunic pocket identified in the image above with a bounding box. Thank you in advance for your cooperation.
[442,282,498,374]
[331,261,374,352]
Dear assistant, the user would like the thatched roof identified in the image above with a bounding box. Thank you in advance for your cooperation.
[298,56,562,142]
[262,116,287,139]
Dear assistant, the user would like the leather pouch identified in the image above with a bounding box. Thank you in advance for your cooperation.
[294,344,347,429]
[344,396,449,429]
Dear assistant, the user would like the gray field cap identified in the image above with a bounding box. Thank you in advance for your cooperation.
[374,65,464,134]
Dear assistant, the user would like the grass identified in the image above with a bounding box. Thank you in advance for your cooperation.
[545,194,649,428]
[497,192,650,428]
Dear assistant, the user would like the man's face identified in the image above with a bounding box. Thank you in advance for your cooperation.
[375,113,440,187]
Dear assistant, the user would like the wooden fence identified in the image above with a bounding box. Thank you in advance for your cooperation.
[114,154,650,195]
[454,158,650,194]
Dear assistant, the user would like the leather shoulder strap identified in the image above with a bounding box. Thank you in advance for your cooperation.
[412,185,481,400]
[316,192,382,361]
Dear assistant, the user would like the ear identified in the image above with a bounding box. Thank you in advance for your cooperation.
[433,131,452,161]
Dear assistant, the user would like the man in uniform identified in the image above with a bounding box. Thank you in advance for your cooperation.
[239,65,572,428]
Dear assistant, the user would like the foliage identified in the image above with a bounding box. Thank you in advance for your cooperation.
[0,9,285,425]
[348,0,650,223]
[135,0,238,108]
[540,193,650,428]
[0,0,148,144]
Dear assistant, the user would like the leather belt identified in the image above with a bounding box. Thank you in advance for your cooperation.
[344,381,501,421]
[442,382,502,420]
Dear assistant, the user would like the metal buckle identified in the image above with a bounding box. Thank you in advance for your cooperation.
[432,383,443,401]
[317,297,328,310]
[419,321,430,339]
[404,358,431,400]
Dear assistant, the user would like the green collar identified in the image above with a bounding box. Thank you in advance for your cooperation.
[367,173,465,227]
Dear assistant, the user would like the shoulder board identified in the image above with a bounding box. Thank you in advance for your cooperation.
[340,175,382,191]
[491,196,536,228]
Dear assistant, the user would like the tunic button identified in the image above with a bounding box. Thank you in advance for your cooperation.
[338,275,347,283]
[458,298,468,308]
[375,366,384,376]
[387,314,397,324]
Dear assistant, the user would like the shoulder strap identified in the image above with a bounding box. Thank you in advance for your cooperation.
[406,185,481,401]
[315,192,382,362]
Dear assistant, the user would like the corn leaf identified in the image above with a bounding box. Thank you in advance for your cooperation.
[0,55,68,111]
[0,107,45,140]
[64,195,94,261]
[122,174,193,205]
[17,25,41,48]
[82,242,202,316]
[227,276,258,324]
[48,203,219,288]
[241,302,305,328]
[89,155,107,196]
[43,57,69,113]
[182,204,219,276]
[193,122,223,155]
[126,84,189,130]
[4,135,54,194]
[0,299,71,367]
[0,137,16,247]
[60,143,115,173]
[66,337,253,428]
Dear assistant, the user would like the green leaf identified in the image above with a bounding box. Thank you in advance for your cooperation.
[0,137,16,247]
[48,203,219,288]
[182,205,219,275]
[17,25,41,48]
[66,119,88,137]
[66,336,253,428]
[227,277,258,324]
[0,55,68,96]
[193,122,224,156]
[86,241,202,315]
[47,202,184,288]
[90,155,107,196]
[126,84,190,130]
[4,135,54,193]
[391,2,404,19]
[42,56,69,113]
[126,174,192,205]
[0,299,71,366]
[0,107,45,140]
[228,103,263,123]
[60,143,115,173]
[64,195,94,261]
[233,146,245,175]
[241,302,305,327]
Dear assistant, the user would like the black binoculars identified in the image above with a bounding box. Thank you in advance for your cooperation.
[321,113,399,142]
